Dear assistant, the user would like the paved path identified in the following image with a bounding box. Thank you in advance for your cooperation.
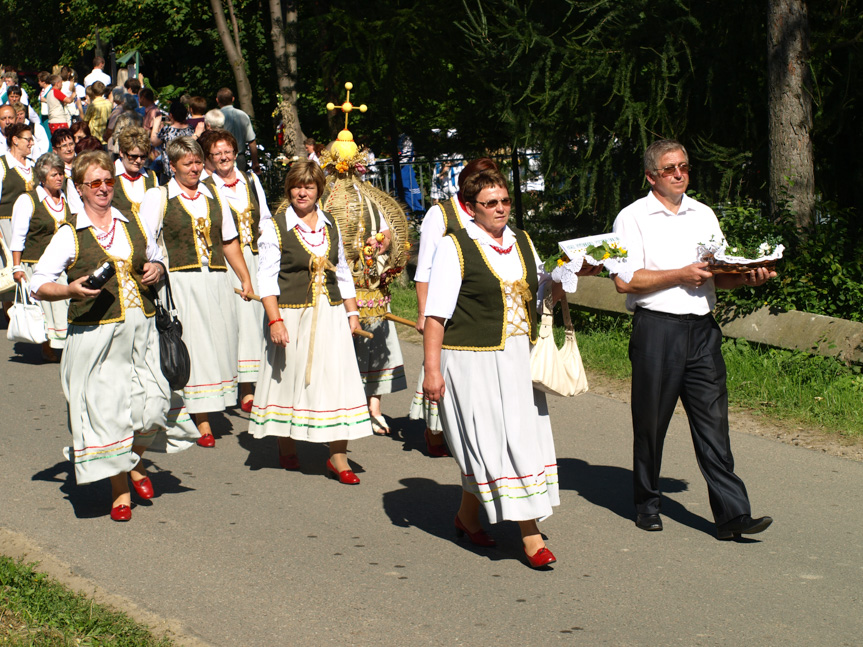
[1,332,862,646]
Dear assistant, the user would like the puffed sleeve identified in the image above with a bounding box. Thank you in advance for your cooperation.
[424,235,461,319]
[256,218,281,298]
[29,225,76,298]
[250,173,272,220]
[334,235,356,300]
[10,193,35,252]
[413,204,445,283]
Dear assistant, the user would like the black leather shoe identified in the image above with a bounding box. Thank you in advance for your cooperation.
[635,513,663,531]
[716,514,773,540]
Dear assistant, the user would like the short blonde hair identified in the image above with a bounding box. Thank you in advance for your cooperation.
[118,126,151,155]
[167,136,203,165]
[284,160,324,199]
[72,150,113,186]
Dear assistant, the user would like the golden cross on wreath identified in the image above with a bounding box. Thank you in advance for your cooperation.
[326,82,368,129]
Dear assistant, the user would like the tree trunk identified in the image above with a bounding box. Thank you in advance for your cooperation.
[210,0,256,117]
[767,0,814,228]
[269,0,305,157]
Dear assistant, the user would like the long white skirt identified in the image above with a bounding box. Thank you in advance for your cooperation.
[24,263,68,348]
[353,317,407,397]
[250,301,374,442]
[170,266,239,414]
[229,244,264,383]
[60,308,198,485]
[439,336,560,524]
[409,364,443,432]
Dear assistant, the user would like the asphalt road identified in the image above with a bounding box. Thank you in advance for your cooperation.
[1,331,861,646]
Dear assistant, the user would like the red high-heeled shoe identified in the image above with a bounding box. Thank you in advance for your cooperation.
[110,505,132,522]
[196,434,215,448]
[326,459,360,485]
[240,398,254,414]
[454,514,496,547]
[130,476,154,500]
[425,428,451,458]
[524,546,556,568]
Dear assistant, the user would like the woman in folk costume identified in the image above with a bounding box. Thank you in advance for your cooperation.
[140,136,253,448]
[423,169,596,569]
[201,129,269,412]
[111,126,159,219]
[410,157,500,457]
[318,86,410,435]
[10,152,72,360]
[249,160,373,484]
[1,123,36,315]
[30,151,198,522]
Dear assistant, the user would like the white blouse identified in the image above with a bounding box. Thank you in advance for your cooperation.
[10,185,70,252]
[414,198,472,283]
[257,205,356,301]
[209,170,272,248]
[139,178,238,267]
[425,219,550,329]
[30,207,164,302]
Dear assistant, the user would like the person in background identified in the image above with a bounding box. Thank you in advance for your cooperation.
[84,81,112,144]
[103,87,127,150]
[612,139,775,540]
[5,86,40,126]
[0,105,14,156]
[83,56,111,89]
[150,101,193,182]
[204,109,225,131]
[112,127,159,219]
[304,138,319,165]
[1,71,28,105]
[10,151,72,360]
[216,88,259,174]
[186,96,208,138]
[11,103,49,158]
[51,128,82,214]
[70,122,91,144]
[45,74,75,134]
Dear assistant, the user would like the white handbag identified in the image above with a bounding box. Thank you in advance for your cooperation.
[0,235,13,293]
[530,291,588,397]
[7,281,48,344]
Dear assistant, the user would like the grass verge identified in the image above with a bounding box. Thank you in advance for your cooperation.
[391,283,863,437]
[0,556,174,646]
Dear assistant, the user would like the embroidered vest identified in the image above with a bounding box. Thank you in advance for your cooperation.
[0,157,33,220]
[442,227,538,351]
[272,211,343,308]
[204,170,261,253]
[65,215,156,325]
[440,196,467,235]
[21,191,72,263]
[161,192,227,271]
[111,170,158,219]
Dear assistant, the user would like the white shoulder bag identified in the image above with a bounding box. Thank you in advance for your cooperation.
[7,281,48,344]
[530,291,588,397]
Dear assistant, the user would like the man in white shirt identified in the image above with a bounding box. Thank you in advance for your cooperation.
[83,56,112,89]
[612,139,775,540]
[216,88,259,175]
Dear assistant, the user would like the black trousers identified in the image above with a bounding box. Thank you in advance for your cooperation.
[629,308,751,525]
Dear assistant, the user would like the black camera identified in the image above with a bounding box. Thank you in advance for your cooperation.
[83,261,116,290]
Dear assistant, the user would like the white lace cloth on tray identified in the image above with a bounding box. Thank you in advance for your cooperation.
[550,254,635,292]
[695,241,785,266]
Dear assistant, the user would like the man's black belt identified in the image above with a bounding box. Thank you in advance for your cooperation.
[635,307,711,321]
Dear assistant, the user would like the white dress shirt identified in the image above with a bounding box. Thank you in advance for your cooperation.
[414,198,472,283]
[30,207,163,298]
[140,178,238,267]
[10,186,70,252]
[257,205,356,301]
[83,69,111,88]
[612,191,724,315]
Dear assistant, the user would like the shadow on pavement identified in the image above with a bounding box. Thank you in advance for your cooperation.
[235,431,367,476]
[382,477,508,562]
[32,459,195,519]
[558,457,716,536]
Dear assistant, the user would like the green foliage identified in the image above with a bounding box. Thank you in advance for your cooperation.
[715,199,863,322]
[0,556,174,645]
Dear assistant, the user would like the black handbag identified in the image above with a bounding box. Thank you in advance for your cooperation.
[151,267,191,391]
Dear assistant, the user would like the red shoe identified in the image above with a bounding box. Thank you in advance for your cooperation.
[454,515,496,547]
[279,454,300,470]
[524,546,556,569]
[240,398,254,414]
[326,459,360,485]
[425,428,451,458]
[196,434,215,448]
[110,505,132,522]
[130,476,154,500]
